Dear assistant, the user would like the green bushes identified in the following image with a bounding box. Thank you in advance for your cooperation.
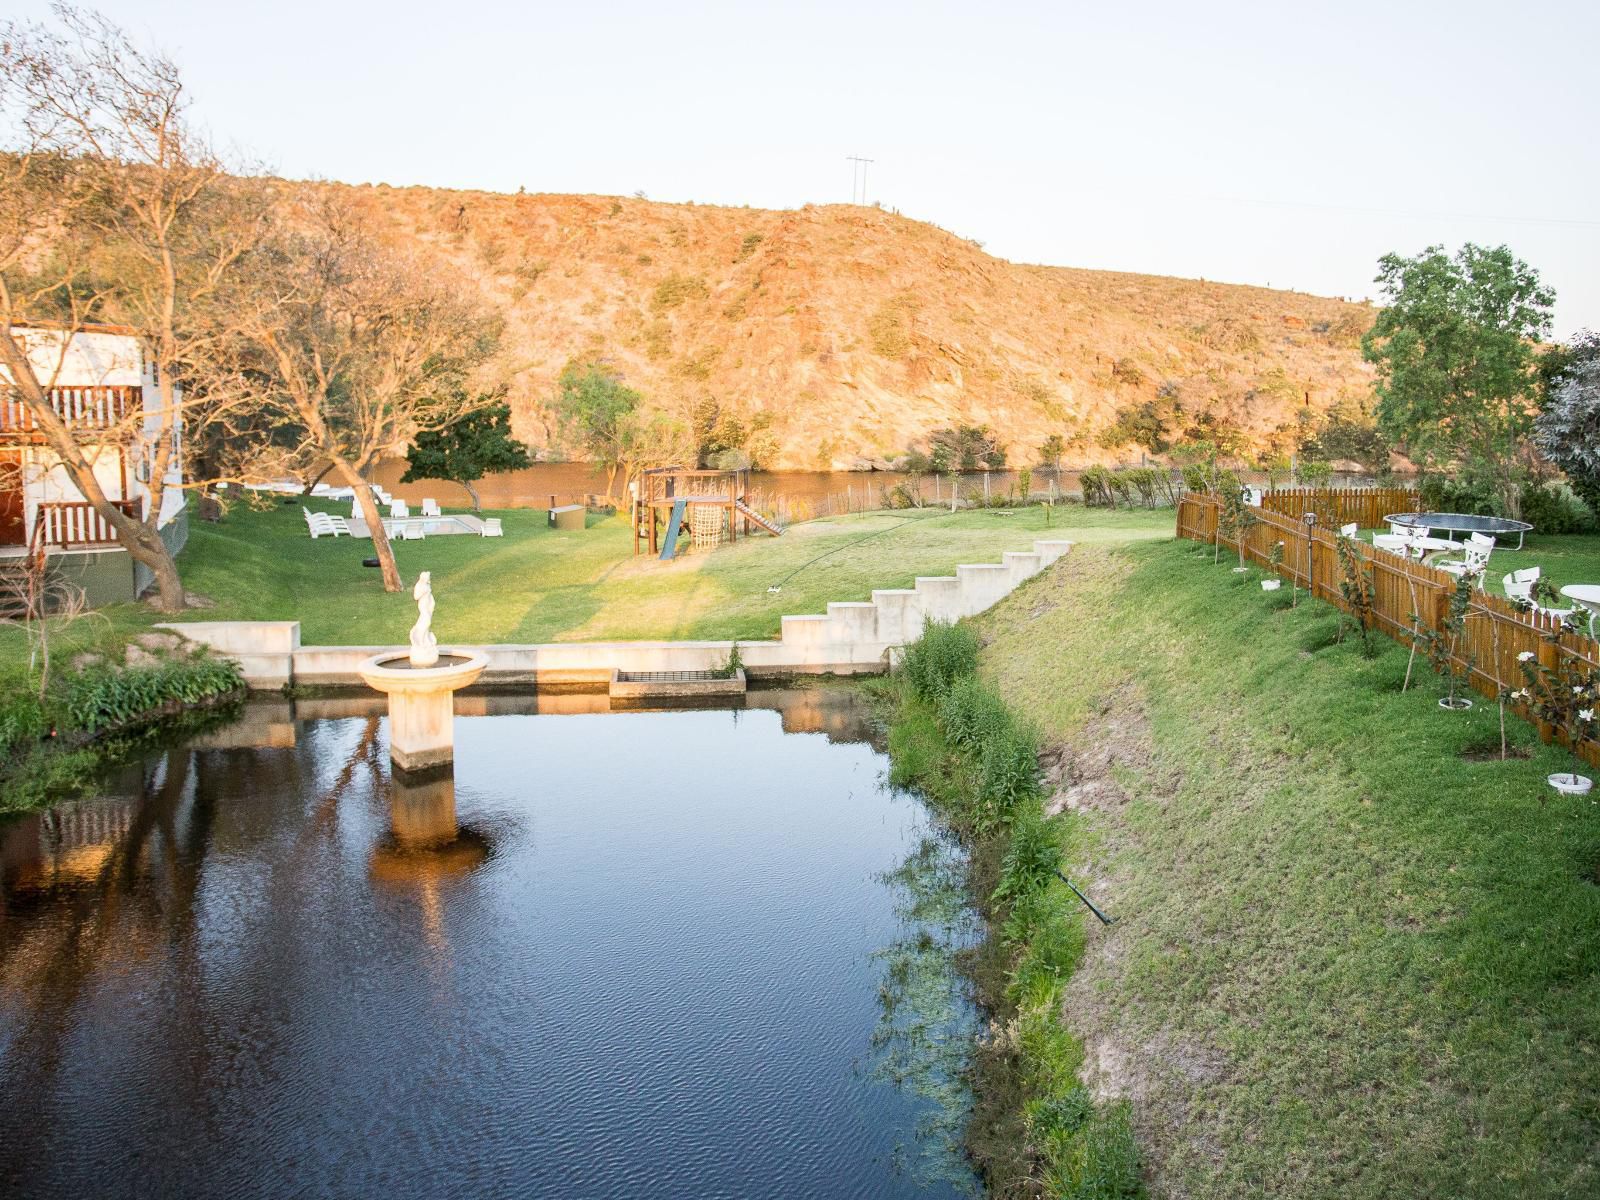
[903,619,980,702]
[0,678,47,751]
[1419,474,1596,534]
[1519,481,1596,534]
[61,656,244,735]
[939,674,1009,750]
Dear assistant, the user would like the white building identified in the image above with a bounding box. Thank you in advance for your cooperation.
[0,323,187,603]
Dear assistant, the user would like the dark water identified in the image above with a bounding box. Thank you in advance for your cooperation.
[370,458,1385,516]
[370,458,1074,514]
[0,688,979,1199]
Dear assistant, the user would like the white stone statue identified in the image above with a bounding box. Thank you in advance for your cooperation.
[409,571,439,667]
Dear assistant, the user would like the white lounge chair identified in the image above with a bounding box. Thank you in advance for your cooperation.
[389,500,410,519]
[304,509,350,539]
[401,522,424,541]
[480,517,503,537]
[420,498,442,518]
[1439,533,1494,586]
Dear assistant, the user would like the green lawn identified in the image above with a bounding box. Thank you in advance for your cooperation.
[1357,528,1600,600]
[0,502,1174,668]
[975,538,1600,1198]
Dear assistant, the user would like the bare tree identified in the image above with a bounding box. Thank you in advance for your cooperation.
[0,6,267,611]
[212,192,501,592]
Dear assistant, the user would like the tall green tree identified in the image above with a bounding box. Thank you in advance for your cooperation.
[1535,331,1600,515]
[555,361,688,501]
[1362,244,1553,517]
[400,392,530,511]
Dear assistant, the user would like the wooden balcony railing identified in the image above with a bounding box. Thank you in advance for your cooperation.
[0,386,143,437]
[32,498,142,550]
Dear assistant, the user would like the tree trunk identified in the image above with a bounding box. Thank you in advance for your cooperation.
[332,459,401,592]
[463,480,481,512]
[0,328,187,611]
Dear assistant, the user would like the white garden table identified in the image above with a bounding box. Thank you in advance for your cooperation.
[1558,584,1600,636]
[1371,534,1461,563]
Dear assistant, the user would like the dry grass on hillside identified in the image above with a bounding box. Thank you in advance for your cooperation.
[331,182,1377,468]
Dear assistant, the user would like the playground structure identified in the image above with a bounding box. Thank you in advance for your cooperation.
[634,467,783,559]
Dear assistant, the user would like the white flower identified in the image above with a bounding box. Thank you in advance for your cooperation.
[1581,709,1595,723]
[1517,651,1534,662]
[1511,688,1531,701]
[1576,686,1585,695]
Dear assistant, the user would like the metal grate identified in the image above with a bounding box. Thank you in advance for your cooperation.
[616,670,731,683]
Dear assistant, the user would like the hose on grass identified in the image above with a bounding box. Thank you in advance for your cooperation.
[1056,869,1116,925]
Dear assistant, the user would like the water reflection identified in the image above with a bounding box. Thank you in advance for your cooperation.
[0,687,978,1199]
[870,834,984,1195]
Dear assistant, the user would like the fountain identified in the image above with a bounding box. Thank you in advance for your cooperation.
[358,572,487,770]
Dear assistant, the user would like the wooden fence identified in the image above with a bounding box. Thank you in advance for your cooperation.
[1177,491,1600,768]
[1258,486,1421,527]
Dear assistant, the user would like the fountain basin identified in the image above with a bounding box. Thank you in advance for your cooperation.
[358,649,488,770]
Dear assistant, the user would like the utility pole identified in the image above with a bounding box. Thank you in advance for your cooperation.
[846,155,875,205]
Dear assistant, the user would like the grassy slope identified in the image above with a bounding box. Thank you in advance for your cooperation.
[0,504,1173,668]
[974,538,1600,1198]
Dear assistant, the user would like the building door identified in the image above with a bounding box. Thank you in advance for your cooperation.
[0,450,25,545]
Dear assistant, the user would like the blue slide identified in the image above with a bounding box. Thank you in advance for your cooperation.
[659,499,687,559]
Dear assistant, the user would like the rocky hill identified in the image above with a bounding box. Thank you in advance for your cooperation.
[344,184,1377,469]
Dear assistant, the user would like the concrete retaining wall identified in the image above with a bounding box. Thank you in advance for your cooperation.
[162,537,1073,689]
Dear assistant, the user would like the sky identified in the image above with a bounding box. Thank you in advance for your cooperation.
[19,0,1600,336]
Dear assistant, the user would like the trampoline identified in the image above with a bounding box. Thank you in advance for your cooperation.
[1384,512,1533,550]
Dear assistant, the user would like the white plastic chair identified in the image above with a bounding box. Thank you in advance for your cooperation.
[1503,567,1539,604]
[420,498,442,518]
[1439,533,1494,586]
[1503,567,1575,620]
[389,500,409,519]
[401,522,424,541]
[480,517,503,537]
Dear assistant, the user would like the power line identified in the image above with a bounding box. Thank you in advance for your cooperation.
[846,155,875,205]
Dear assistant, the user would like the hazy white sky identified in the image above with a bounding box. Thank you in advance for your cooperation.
[23,0,1600,335]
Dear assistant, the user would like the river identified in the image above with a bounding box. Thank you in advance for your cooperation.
[0,687,981,1199]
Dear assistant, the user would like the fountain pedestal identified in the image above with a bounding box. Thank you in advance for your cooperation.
[358,651,488,770]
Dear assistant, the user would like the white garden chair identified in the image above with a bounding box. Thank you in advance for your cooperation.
[401,522,424,541]
[1503,567,1539,604]
[420,498,442,518]
[480,517,503,537]
[1439,533,1494,587]
[305,511,345,539]
[1502,567,1575,620]
[389,500,410,519]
